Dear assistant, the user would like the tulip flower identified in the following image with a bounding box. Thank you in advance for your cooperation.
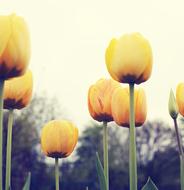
[0,14,30,188]
[105,33,153,190]
[4,70,33,110]
[0,14,30,80]
[4,70,33,190]
[41,120,78,190]
[105,33,153,84]
[88,78,120,122]
[169,88,184,190]
[111,87,147,127]
[176,83,184,117]
[88,78,120,190]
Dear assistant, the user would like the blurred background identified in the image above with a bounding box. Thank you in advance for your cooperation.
[2,94,184,190]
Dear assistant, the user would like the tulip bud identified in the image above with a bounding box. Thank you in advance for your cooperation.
[168,89,178,119]
[105,33,153,84]
[111,87,147,127]
[88,78,121,122]
[0,14,30,79]
[4,70,33,110]
[41,120,78,158]
[176,83,184,117]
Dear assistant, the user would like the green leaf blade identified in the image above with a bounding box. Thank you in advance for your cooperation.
[141,177,158,190]
[95,152,107,190]
[22,172,31,190]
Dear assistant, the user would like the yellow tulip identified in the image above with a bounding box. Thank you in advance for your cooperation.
[41,120,78,158]
[111,87,147,127]
[105,33,153,84]
[88,78,121,122]
[0,14,30,79]
[4,70,33,109]
[176,83,184,117]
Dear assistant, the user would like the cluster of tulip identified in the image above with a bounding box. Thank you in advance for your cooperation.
[0,14,32,190]
[88,33,153,190]
[88,33,184,190]
[1,12,184,190]
[0,14,79,190]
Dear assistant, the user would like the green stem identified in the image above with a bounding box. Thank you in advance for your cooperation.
[0,80,4,190]
[103,121,109,190]
[180,155,184,190]
[173,118,184,190]
[5,109,14,190]
[129,83,137,190]
[173,118,183,155]
[55,158,59,190]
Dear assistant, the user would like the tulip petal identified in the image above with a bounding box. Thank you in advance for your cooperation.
[0,16,11,57]
[135,88,147,126]
[8,14,30,72]
[176,83,184,117]
[105,38,119,81]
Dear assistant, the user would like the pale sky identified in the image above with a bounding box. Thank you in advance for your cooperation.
[1,0,184,130]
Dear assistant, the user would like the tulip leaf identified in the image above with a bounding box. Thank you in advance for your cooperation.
[95,152,107,190]
[22,172,31,190]
[141,177,158,190]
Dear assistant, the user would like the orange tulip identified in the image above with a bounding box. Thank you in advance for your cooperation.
[88,78,121,122]
[111,87,147,127]
[0,14,30,79]
[176,83,184,117]
[41,120,78,158]
[4,70,33,109]
[105,33,153,84]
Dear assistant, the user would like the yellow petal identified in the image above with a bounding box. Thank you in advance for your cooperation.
[135,88,147,126]
[105,39,119,81]
[176,83,184,117]
[0,15,11,56]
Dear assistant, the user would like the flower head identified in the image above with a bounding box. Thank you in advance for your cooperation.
[0,13,30,79]
[4,70,33,109]
[105,33,152,84]
[111,86,147,127]
[41,120,78,158]
[88,78,120,122]
[168,89,178,119]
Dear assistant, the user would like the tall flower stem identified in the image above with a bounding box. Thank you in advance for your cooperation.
[5,109,14,190]
[103,121,109,190]
[55,158,60,190]
[0,80,4,190]
[129,83,137,190]
[173,118,184,190]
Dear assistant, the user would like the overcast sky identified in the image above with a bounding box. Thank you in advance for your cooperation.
[1,0,184,130]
